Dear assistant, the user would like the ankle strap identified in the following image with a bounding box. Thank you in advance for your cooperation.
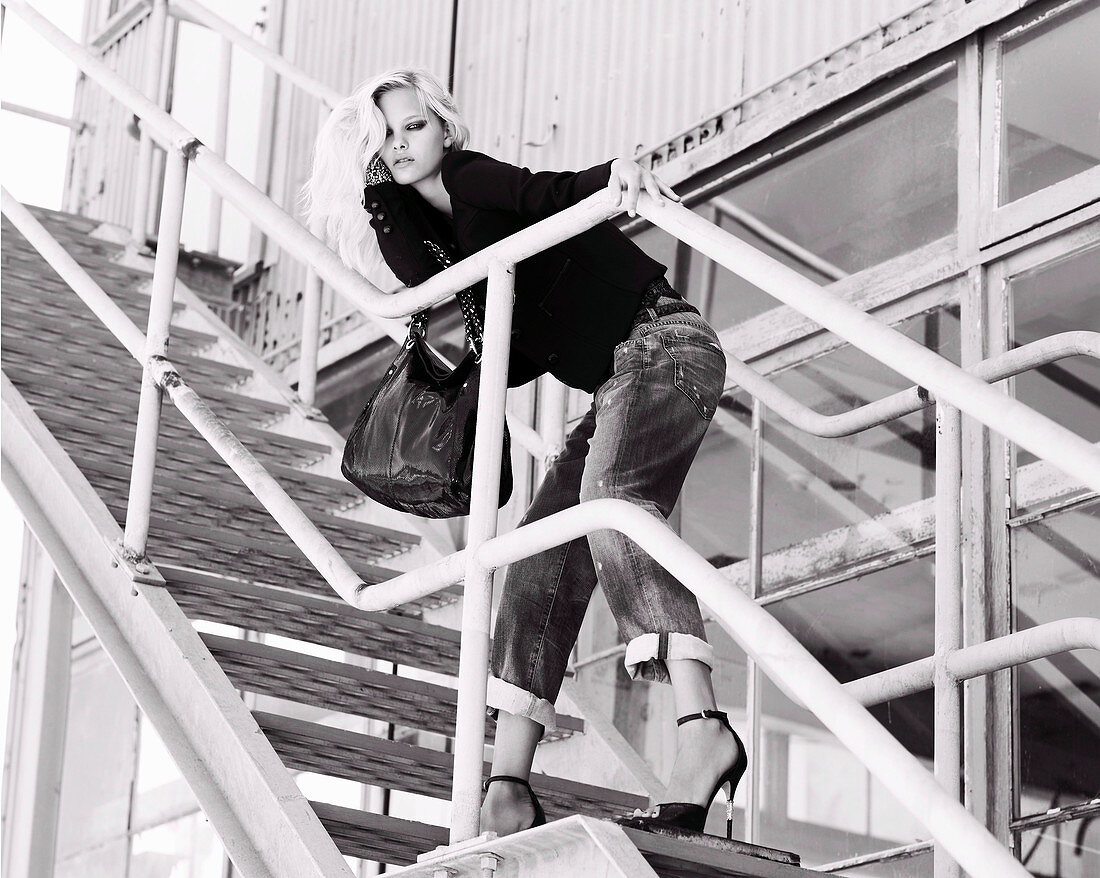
[483,774,533,793]
[676,709,728,727]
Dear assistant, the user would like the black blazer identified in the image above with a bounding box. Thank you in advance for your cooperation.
[365,148,667,392]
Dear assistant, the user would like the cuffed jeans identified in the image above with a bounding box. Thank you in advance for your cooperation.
[487,303,728,733]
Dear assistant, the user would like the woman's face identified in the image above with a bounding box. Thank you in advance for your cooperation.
[376,86,450,185]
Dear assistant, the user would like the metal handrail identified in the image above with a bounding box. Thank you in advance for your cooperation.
[6,2,1097,875]
[169,0,342,108]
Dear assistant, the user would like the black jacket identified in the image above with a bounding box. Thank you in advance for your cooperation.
[364,148,667,392]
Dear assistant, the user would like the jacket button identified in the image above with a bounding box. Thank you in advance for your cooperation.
[547,353,559,365]
[511,328,521,338]
[370,201,380,210]
[382,225,393,234]
[375,212,386,221]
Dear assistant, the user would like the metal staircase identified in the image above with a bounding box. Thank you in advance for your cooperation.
[3,205,709,872]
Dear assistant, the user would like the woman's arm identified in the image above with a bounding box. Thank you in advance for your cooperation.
[442,149,679,221]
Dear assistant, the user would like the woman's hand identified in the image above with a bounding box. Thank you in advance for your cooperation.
[608,158,681,218]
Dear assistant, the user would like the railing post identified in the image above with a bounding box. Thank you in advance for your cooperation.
[451,259,515,843]
[934,403,963,878]
[123,150,188,558]
[205,35,232,253]
[130,0,167,245]
[536,374,567,478]
[297,223,325,406]
[297,104,330,407]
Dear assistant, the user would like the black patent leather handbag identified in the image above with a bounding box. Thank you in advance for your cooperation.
[340,247,512,518]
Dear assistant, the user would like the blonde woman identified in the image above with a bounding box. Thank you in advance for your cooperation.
[304,68,744,840]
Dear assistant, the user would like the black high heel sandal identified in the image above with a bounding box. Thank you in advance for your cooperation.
[482,775,547,830]
[615,709,747,839]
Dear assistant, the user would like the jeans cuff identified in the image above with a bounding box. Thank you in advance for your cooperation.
[623,632,714,683]
[486,676,558,734]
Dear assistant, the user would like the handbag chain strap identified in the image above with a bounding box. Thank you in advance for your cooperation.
[419,239,485,360]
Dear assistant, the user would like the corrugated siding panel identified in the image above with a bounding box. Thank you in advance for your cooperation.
[71,14,149,226]
[453,0,531,161]
[518,0,745,171]
[742,0,919,91]
[255,0,453,362]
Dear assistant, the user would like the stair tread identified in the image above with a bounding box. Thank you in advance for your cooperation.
[309,800,448,867]
[255,710,646,819]
[2,299,213,350]
[202,633,583,739]
[164,568,459,673]
[4,363,290,424]
[3,331,254,388]
[624,828,808,877]
[66,443,372,522]
[36,405,331,469]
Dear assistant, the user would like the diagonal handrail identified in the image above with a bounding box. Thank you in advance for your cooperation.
[6,2,1097,876]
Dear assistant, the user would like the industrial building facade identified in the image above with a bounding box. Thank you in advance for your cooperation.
[6,0,1097,875]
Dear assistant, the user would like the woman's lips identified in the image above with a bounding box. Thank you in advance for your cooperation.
[394,157,414,166]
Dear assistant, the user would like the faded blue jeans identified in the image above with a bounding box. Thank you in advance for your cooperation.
[487,300,728,732]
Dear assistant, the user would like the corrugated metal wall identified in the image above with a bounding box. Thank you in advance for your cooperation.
[255,0,454,362]
[509,0,745,170]
[71,9,151,226]
[742,0,920,91]
[67,0,956,360]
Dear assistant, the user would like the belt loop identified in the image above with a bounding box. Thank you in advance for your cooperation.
[657,631,669,661]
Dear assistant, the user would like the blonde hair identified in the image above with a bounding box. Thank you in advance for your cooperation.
[300,67,471,283]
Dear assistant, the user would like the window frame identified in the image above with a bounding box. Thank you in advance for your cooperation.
[978,0,1100,247]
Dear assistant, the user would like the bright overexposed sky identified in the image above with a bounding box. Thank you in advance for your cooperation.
[1,0,90,771]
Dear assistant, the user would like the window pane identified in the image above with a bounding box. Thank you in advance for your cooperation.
[761,306,960,566]
[1016,818,1100,878]
[758,559,934,863]
[1009,243,1100,471]
[129,812,226,878]
[1013,503,1100,812]
[1000,1,1100,204]
[681,389,753,567]
[695,69,957,331]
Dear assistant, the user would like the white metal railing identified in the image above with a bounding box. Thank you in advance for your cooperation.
[6,2,1100,877]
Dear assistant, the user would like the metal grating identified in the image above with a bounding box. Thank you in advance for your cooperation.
[256,711,647,821]
[164,568,462,675]
[203,633,584,740]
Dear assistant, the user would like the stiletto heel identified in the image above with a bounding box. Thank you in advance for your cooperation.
[615,708,746,837]
[482,775,547,830]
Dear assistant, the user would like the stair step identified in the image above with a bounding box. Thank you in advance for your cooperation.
[3,331,254,389]
[63,437,370,520]
[310,800,448,867]
[37,405,331,470]
[4,364,290,428]
[163,568,460,674]
[201,633,583,739]
[624,828,806,877]
[133,521,430,609]
[254,711,647,820]
[2,299,214,352]
[0,272,187,319]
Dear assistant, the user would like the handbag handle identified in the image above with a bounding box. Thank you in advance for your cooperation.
[423,239,485,359]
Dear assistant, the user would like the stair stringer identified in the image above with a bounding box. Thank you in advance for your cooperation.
[0,373,354,878]
[393,815,658,878]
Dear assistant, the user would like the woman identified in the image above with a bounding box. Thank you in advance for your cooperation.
[304,68,745,839]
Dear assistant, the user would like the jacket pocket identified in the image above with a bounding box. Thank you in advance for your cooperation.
[537,257,574,317]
